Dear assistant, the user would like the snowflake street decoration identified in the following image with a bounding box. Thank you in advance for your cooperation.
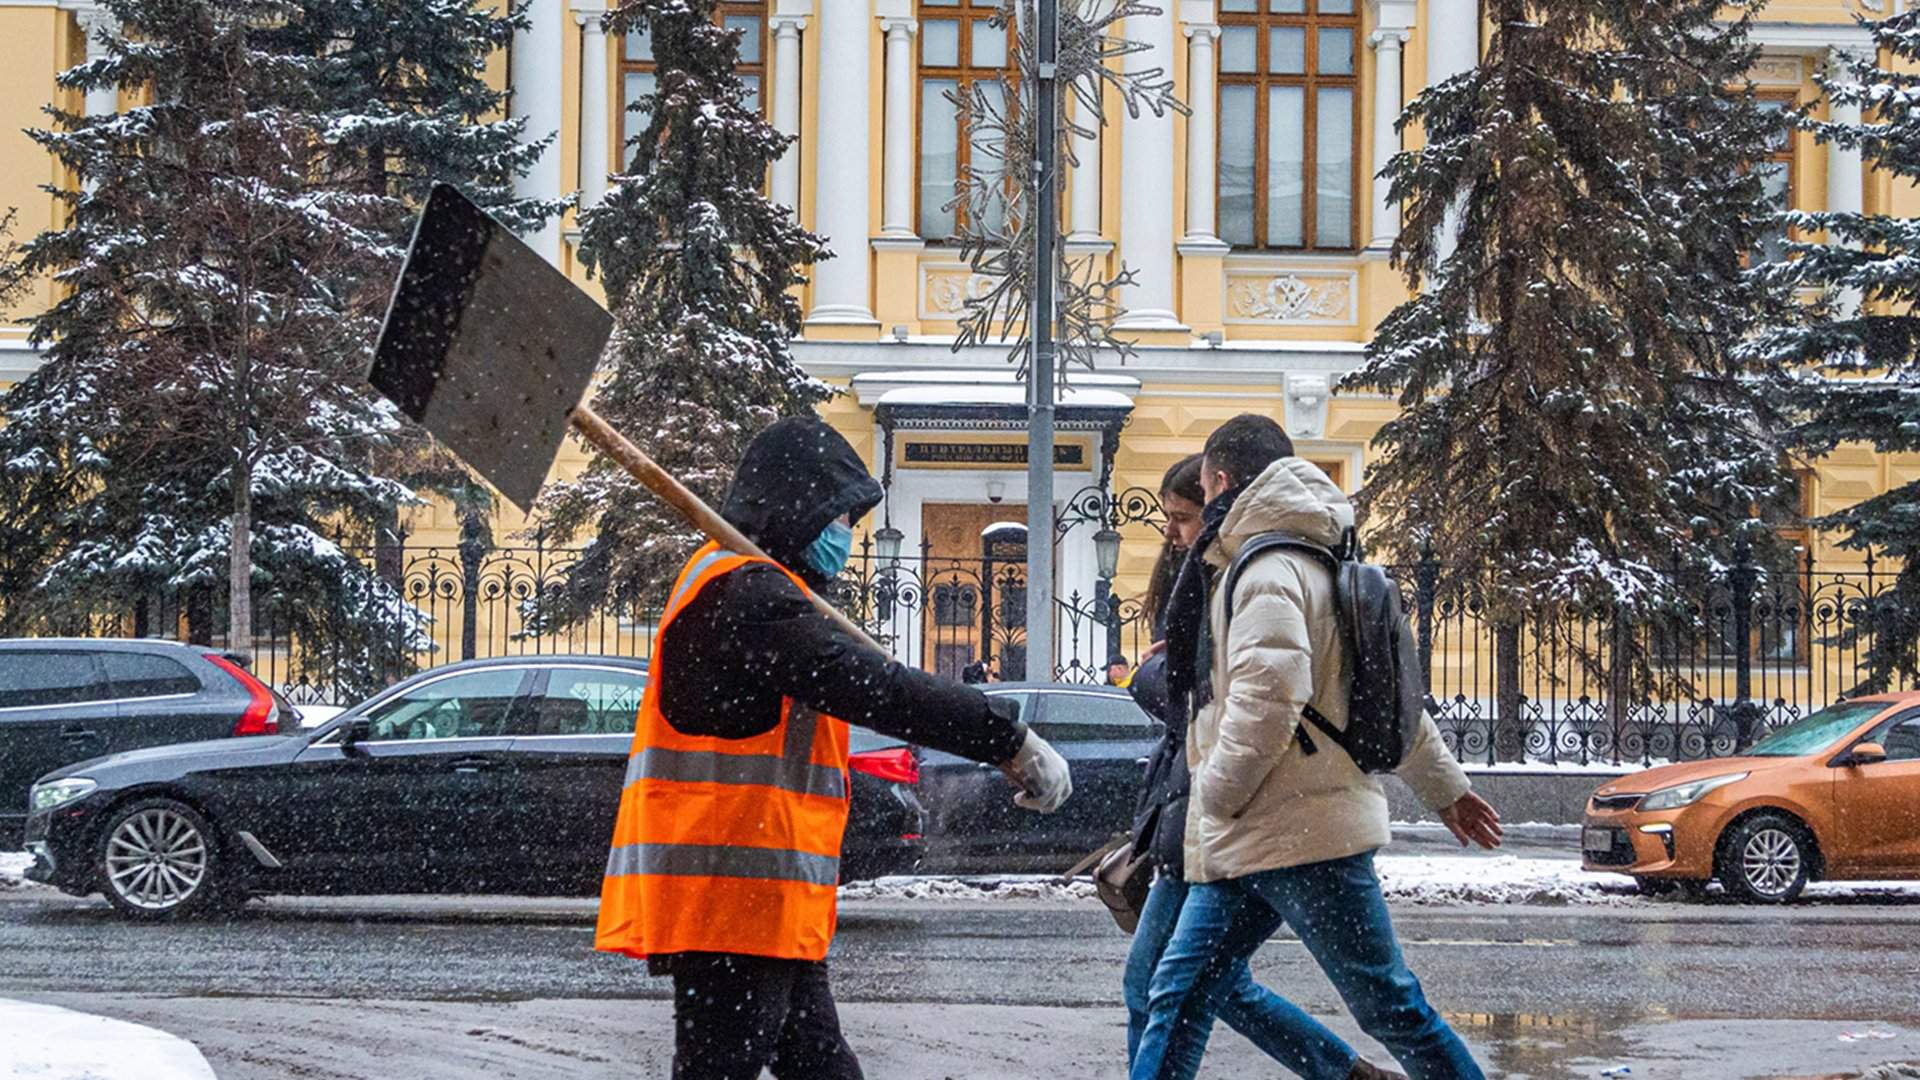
[949,0,1186,375]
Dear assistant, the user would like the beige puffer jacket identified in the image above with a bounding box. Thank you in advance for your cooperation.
[1184,458,1471,884]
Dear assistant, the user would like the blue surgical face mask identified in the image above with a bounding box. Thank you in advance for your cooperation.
[803,520,854,578]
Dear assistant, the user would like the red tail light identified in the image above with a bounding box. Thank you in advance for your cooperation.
[848,748,919,785]
[208,655,280,736]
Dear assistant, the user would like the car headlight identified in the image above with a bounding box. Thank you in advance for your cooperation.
[29,778,97,813]
[1640,772,1748,812]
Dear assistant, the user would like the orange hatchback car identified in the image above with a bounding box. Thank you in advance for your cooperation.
[1583,692,1920,902]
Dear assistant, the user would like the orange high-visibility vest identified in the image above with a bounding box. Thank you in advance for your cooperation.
[595,541,852,963]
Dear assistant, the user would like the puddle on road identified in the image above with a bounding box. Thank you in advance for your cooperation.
[1440,1010,1920,1080]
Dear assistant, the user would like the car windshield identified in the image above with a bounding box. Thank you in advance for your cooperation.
[1746,702,1886,757]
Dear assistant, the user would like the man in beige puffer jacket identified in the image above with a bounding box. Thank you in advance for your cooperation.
[1131,415,1502,1080]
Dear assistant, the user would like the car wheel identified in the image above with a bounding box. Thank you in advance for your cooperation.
[1717,813,1812,904]
[96,797,228,920]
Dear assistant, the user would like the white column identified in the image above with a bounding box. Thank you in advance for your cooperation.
[880,17,918,238]
[75,7,116,119]
[1368,28,1409,249]
[1182,23,1222,245]
[574,2,611,210]
[1114,5,1184,330]
[771,13,807,214]
[1069,104,1102,242]
[1827,49,1867,317]
[1424,0,1477,265]
[807,0,877,324]
[510,0,566,264]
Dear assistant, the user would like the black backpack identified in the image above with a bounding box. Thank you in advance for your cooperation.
[1221,530,1427,774]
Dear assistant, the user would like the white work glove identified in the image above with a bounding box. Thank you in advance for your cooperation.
[1007,728,1072,814]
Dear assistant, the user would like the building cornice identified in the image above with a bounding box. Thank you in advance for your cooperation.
[0,339,46,383]
[794,338,1373,391]
[1743,21,1876,59]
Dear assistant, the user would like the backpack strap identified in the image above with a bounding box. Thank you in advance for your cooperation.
[1220,531,1353,761]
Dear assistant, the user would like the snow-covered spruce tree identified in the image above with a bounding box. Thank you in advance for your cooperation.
[1348,0,1798,741]
[536,0,828,622]
[1746,13,1920,691]
[275,0,567,590]
[0,0,378,684]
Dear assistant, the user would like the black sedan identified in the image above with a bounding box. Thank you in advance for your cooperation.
[917,682,1164,873]
[1,638,295,842]
[22,656,924,918]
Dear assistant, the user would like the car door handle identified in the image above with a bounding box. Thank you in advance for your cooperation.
[60,728,99,741]
[449,757,494,773]
[1135,757,1151,767]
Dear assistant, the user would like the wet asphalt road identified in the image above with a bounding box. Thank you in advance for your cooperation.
[4,888,1920,1078]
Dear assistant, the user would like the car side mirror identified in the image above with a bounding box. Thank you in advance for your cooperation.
[340,717,373,754]
[1848,742,1888,767]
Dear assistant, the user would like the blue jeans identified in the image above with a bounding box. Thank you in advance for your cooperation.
[1131,852,1484,1080]
[1125,875,1356,1078]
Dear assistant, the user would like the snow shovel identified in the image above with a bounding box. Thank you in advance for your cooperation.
[365,185,1035,790]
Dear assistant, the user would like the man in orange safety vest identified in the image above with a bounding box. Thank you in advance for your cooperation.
[597,416,1072,1079]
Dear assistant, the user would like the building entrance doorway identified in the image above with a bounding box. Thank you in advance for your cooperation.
[921,503,1029,682]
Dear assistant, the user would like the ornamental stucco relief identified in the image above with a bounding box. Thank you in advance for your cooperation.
[1224,270,1357,325]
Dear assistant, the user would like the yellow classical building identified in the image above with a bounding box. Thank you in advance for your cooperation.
[1,0,1914,688]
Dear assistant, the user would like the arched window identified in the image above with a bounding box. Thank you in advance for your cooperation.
[917,0,1016,239]
[618,3,769,170]
[1217,0,1359,250]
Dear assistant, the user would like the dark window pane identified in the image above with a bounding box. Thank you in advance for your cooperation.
[1879,715,1920,762]
[1268,85,1306,246]
[933,583,979,627]
[1318,27,1353,75]
[1314,86,1354,247]
[921,77,960,236]
[365,669,524,741]
[1270,27,1306,74]
[102,653,200,699]
[624,26,653,63]
[1221,26,1258,74]
[1037,692,1151,741]
[726,15,762,64]
[923,19,961,67]
[1219,85,1258,246]
[971,18,1008,69]
[0,652,106,709]
[536,668,647,736]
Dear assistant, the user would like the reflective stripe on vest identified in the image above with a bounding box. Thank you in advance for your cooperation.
[622,692,842,800]
[604,842,840,887]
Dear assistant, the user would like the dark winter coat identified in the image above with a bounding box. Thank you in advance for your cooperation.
[657,416,1028,764]
[1129,651,1192,877]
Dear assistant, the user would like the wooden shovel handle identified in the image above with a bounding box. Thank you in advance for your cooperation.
[566,404,1032,791]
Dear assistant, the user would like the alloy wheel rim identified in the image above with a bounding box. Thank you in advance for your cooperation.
[105,809,207,910]
[1741,827,1801,897]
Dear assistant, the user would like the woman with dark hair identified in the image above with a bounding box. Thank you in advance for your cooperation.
[1141,455,1205,639]
[1121,456,1391,1079]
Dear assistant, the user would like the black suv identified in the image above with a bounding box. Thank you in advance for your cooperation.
[1,639,293,841]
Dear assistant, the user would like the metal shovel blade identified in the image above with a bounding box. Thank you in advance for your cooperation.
[367,184,610,511]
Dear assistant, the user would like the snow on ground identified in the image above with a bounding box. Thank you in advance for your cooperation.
[0,998,218,1080]
[843,856,1920,907]
[0,853,36,893]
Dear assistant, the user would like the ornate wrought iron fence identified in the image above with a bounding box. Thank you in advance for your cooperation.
[24,535,1913,766]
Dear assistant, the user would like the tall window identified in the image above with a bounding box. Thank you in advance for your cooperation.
[1753,93,1797,264]
[1217,0,1359,250]
[618,3,768,170]
[918,0,1016,239]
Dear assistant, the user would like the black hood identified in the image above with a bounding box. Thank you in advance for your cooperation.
[720,416,884,580]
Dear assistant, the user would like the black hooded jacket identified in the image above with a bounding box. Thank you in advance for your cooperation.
[656,416,1028,764]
